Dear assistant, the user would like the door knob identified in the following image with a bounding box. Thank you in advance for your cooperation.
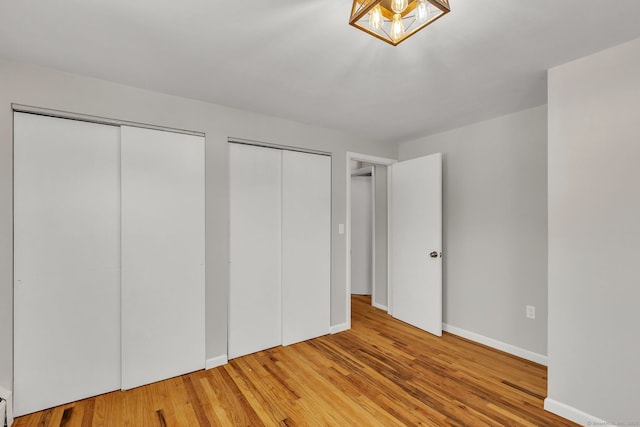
[430,251,438,258]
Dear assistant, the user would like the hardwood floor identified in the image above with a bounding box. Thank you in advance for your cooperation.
[14,296,576,426]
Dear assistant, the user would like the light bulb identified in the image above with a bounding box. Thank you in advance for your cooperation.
[390,13,405,42]
[369,5,383,30]
[391,0,408,14]
[416,0,428,22]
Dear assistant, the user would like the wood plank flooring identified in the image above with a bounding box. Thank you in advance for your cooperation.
[14,296,576,426]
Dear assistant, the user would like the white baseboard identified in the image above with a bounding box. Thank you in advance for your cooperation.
[372,302,388,311]
[205,355,228,370]
[330,322,349,334]
[544,398,612,426]
[443,323,548,366]
[0,386,13,427]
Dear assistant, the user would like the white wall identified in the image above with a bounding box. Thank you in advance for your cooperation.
[399,106,548,359]
[350,175,373,295]
[546,37,640,424]
[0,58,398,392]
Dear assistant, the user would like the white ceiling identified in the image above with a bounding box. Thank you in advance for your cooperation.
[2,0,640,144]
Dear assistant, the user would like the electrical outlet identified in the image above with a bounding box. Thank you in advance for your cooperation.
[526,305,536,319]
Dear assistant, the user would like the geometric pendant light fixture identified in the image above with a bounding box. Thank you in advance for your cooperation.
[349,0,451,46]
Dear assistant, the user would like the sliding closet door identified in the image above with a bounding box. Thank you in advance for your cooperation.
[229,143,282,359]
[120,126,205,389]
[14,113,121,416]
[281,151,331,346]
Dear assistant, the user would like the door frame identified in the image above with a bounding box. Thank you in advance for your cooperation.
[345,152,397,329]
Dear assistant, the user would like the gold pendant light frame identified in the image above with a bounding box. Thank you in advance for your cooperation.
[349,0,450,46]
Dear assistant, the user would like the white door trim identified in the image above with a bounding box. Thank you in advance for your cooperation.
[345,152,397,330]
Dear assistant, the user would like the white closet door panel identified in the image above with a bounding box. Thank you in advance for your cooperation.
[229,143,282,358]
[282,151,331,346]
[14,113,121,416]
[121,126,205,390]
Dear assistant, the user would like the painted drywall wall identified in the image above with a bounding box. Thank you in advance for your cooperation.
[399,106,548,357]
[350,175,373,295]
[546,37,640,423]
[0,58,398,392]
[373,165,388,308]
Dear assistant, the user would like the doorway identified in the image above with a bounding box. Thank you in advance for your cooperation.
[346,151,443,336]
[346,153,397,328]
[350,166,373,296]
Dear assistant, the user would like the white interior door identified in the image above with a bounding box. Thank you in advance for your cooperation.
[281,150,331,346]
[14,113,121,416]
[390,153,442,336]
[121,126,205,389]
[351,175,373,295]
[229,143,282,358]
